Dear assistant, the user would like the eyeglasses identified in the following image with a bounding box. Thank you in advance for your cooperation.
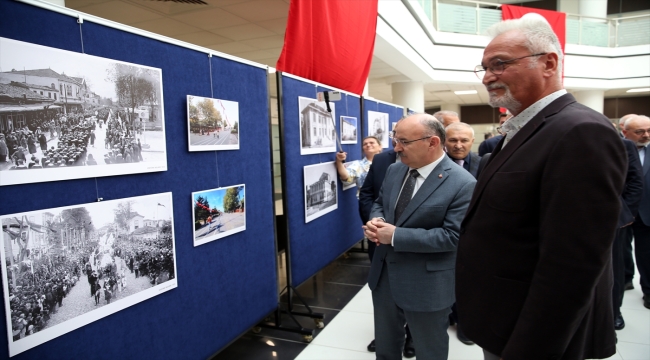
[632,129,650,136]
[474,53,547,80]
[389,132,432,146]
[496,126,503,134]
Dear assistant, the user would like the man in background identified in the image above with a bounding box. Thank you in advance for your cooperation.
[623,115,650,310]
[445,122,480,178]
[478,112,510,156]
[433,110,460,128]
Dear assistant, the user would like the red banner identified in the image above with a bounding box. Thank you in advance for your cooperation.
[501,5,566,54]
[276,0,378,95]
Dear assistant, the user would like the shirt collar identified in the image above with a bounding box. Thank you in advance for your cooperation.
[501,89,567,135]
[411,151,446,179]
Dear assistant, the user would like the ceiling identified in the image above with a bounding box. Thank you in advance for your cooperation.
[64,0,645,108]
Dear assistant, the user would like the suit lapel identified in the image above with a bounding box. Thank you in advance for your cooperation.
[643,146,650,176]
[395,158,451,227]
[464,93,577,221]
[388,164,409,224]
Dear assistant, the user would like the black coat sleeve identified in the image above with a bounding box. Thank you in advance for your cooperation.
[619,139,644,227]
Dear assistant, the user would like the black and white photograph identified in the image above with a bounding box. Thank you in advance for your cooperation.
[192,184,246,247]
[187,95,240,152]
[368,110,389,149]
[0,37,167,187]
[0,193,177,357]
[299,96,336,155]
[340,116,357,144]
[304,162,338,223]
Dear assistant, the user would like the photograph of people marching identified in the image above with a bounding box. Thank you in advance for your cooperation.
[0,37,167,187]
[1,193,177,355]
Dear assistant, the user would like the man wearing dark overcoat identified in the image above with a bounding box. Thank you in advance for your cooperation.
[456,17,626,360]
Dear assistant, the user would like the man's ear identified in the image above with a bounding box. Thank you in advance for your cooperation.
[542,52,559,78]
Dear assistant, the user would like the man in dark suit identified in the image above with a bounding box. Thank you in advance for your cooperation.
[612,138,643,330]
[445,122,480,178]
[456,17,626,360]
[623,114,650,310]
[478,112,509,156]
[364,114,476,359]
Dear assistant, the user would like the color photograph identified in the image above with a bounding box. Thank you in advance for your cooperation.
[368,110,389,149]
[0,37,167,187]
[299,97,336,155]
[187,95,240,152]
[340,116,357,144]
[304,162,338,223]
[0,193,177,357]
[192,184,246,247]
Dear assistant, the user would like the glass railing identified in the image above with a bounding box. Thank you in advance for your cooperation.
[419,0,650,47]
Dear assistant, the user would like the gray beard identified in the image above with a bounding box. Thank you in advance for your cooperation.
[487,85,522,114]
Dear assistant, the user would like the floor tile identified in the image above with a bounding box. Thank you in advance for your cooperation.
[447,327,484,359]
[339,285,373,315]
[310,310,374,351]
[211,334,306,360]
[280,276,365,310]
[616,308,650,345]
[621,276,647,312]
[295,344,376,360]
[617,341,650,360]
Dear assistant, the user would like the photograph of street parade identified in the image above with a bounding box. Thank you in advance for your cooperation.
[0,37,167,187]
[304,162,338,223]
[298,96,336,155]
[187,95,239,152]
[340,116,358,144]
[0,193,177,356]
[368,110,389,149]
[192,185,245,247]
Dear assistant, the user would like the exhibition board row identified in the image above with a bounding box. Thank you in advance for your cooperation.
[0,0,404,358]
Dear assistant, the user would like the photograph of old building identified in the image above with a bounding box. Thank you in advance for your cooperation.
[298,96,336,155]
[303,162,338,223]
[340,116,357,144]
[368,110,389,148]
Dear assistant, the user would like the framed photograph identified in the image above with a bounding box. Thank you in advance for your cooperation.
[187,95,240,151]
[342,163,357,191]
[0,193,177,357]
[304,162,338,223]
[298,97,336,155]
[0,37,167,187]
[340,116,357,144]
[368,110,389,149]
[191,184,246,247]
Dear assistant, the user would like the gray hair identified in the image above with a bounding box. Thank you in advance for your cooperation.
[445,122,475,138]
[417,114,446,144]
[432,110,459,122]
[625,115,650,129]
[487,17,563,79]
[620,114,637,127]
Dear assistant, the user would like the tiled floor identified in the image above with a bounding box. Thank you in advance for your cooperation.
[213,247,650,360]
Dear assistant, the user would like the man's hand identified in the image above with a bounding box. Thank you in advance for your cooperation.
[363,218,395,245]
[336,151,347,163]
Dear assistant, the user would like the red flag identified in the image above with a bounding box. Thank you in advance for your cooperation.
[276,0,378,95]
[501,5,566,54]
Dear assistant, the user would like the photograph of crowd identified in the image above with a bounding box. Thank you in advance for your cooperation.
[192,184,246,247]
[187,95,240,152]
[298,96,336,155]
[368,110,389,149]
[340,116,357,144]
[0,37,167,187]
[304,162,338,223]
[0,193,177,357]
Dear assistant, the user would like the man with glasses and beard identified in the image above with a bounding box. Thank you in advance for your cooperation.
[456,17,626,360]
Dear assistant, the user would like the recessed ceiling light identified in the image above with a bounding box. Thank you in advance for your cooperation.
[454,90,477,95]
[626,88,650,93]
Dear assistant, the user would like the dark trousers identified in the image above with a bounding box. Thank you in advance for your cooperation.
[631,219,650,296]
[612,226,631,315]
[372,265,449,360]
[624,227,635,283]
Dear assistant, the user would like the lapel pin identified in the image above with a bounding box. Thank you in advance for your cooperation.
[438,174,443,178]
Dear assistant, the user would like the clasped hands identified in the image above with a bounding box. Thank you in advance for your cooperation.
[363,218,395,246]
